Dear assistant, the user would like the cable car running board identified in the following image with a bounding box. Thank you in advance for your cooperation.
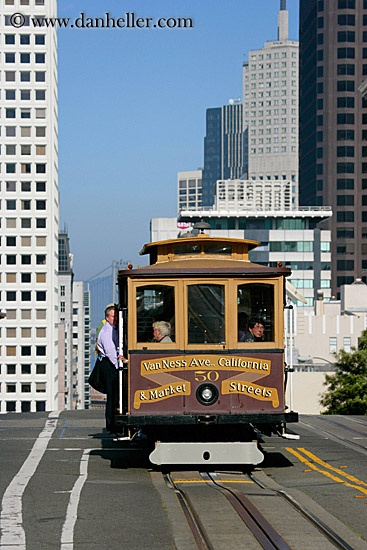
[149,442,264,465]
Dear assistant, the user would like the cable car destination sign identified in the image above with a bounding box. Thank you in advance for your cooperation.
[133,355,279,410]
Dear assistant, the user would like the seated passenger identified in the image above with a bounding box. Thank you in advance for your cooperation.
[240,317,265,343]
[153,321,173,343]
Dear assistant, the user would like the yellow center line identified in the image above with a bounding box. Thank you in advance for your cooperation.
[297,447,367,488]
[286,448,367,497]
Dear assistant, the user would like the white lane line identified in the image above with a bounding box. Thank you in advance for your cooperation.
[60,448,91,550]
[0,410,60,550]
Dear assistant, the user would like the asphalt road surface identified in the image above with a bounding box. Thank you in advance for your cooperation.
[0,410,366,549]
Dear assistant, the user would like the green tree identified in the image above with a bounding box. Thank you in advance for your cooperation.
[320,329,367,414]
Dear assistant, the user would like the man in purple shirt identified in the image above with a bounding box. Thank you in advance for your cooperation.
[97,305,127,433]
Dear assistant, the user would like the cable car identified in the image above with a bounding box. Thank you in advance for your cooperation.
[114,231,298,465]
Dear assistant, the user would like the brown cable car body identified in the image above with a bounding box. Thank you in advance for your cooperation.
[114,235,298,464]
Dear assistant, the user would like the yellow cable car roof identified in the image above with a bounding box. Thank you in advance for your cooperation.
[139,235,260,256]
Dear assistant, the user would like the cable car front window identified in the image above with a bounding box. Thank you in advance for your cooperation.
[174,243,201,255]
[203,243,232,255]
[237,283,274,343]
[188,284,225,344]
[136,285,175,343]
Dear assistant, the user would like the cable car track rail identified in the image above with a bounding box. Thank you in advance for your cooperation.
[165,471,291,550]
[315,415,367,439]
[300,419,367,453]
[200,472,291,550]
[249,473,355,550]
[163,473,213,550]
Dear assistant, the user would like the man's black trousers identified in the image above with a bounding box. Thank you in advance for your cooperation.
[100,357,119,433]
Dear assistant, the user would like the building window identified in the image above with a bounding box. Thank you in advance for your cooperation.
[20,71,30,82]
[337,260,354,270]
[6,108,16,119]
[337,64,355,75]
[35,200,46,210]
[337,80,355,92]
[337,146,354,157]
[338,31,355,42]
[338,0,355,7]
[329,337,337,354]
[21,346,31,356]
[338,14,355,26]
[20,53,30,63]
[21,218,31,229]
[35,53,45,63]
[337,162,354,173]
[337,211,354,222]
[36,218,46,228]
[337,47,355,59]
[336,227,354,239]
[35,33,45,44]
[21,145,31,156]
[36,346,46,356]
[6,236,16,246]
[20,33,30,44]
[35,90,46,101]
[5,34,15,44]
[337,178,354,189]
[5,53,15,63]
[6,402,16,412]
[337,129,354,141]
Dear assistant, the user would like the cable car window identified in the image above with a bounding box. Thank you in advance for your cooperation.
[174,243,201,255]
[237,283,274,342]
[203,243,232,255]
[136,285,175,343]
[188,284,225,344]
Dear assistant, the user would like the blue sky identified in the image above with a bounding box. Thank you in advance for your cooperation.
[58,0,299,280]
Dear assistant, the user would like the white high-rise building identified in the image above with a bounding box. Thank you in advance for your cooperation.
[242,1,299,206]
[71,281,90,410]
[0,0,59,413]
[177,169,202,212]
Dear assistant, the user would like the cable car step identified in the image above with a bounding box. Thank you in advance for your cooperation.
[149,441,264,465]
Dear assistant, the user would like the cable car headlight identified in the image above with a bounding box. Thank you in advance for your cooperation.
[196,384,219,406]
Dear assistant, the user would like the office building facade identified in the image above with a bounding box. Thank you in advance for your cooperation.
[299,0,367,294]
[0,0,59,413]
[202,101,245,207]
[177,208,331,307]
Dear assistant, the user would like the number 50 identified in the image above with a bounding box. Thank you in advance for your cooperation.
[195,370,219,382]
